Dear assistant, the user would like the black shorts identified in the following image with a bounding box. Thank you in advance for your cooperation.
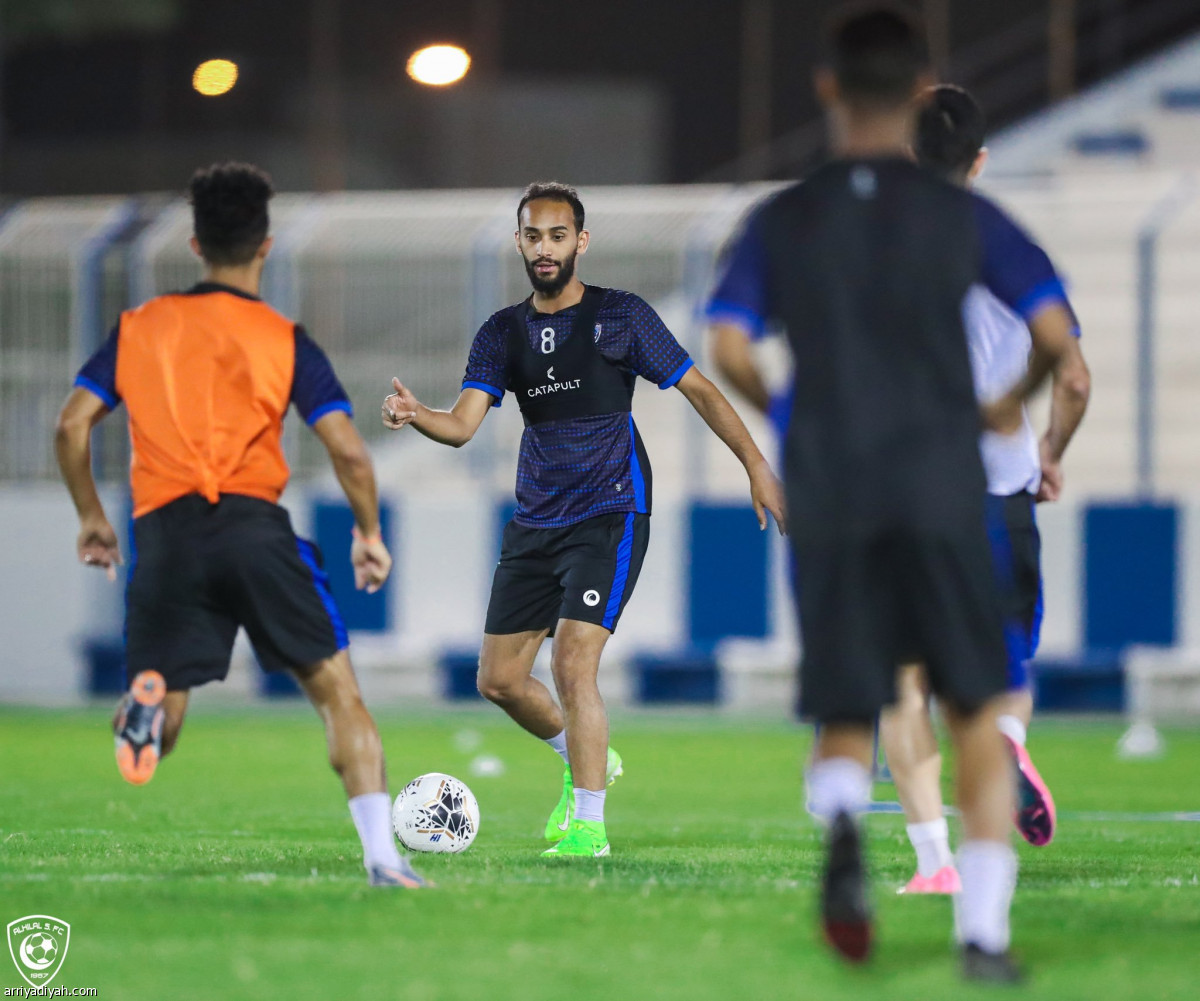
[985,491,1043,690]
[792,520,1009,722]
[485,512,650,635]
[125,493,348,691]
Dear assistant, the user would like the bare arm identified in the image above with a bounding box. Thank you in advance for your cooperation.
[54,387,120,580]
[382,379,493,447]
[1036,335,1091,502]
[982,302,1077,435]
[675,366,786,533]
[710,322,770,415]
[310,410,390,593]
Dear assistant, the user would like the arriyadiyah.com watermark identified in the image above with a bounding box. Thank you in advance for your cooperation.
[6,916,95,997]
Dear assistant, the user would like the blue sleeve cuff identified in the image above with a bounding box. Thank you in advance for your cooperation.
[306,399,354,426]
[658,357,694,390]
[463,381,504,407]
[1015,278,1069,323]
[74,375,118,410]
[705,300,767,340]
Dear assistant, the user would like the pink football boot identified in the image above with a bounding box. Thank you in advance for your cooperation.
[897,866,962,895]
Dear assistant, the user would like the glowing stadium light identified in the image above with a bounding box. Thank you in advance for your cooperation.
[407,45,471,87]
[193,59,239,97]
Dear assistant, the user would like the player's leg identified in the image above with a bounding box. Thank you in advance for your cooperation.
[480,628,612,842]
[479,528,597,839]
[879,664,959,893]
[223,497,425,887]
[942,697,1020,981]
[995,686,1033,733]
[160,690,189,756]
[996,680,1055,847]
[288,649,423,885]
[477,628,559,738]
[988,492,1054,845]
[943,700,1012,843]
[548,619,610,789]
[879,667,941,821]
[795,530,900,963]
[542,513,645,857]
[541,619,613,856]
[293,651,386,796]
[911,523,1021,981]
[479,521,586,783]
[809,720,876,962]
[545,618,613,856]
[116,496,235,785]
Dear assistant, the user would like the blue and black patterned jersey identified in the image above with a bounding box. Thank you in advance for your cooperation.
[463,288,693,528]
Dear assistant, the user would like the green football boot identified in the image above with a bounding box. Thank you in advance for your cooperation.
[545,765,575,841]
[542,819,610,858]
[543,747,624,842]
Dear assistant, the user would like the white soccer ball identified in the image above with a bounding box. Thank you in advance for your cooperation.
[392,772,480,854]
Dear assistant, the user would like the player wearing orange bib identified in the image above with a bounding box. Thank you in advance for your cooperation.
[55,162,425,888]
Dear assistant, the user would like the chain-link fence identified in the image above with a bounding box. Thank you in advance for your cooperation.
[2,177,1197,497]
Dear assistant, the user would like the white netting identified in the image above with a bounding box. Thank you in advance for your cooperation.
[1,174,1197,498]
[0,197,131,480]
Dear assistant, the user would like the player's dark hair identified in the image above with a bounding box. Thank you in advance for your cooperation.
[517,181,585,233]
[915,84,986,182]
[189,162,274,266]
[824,2,931,107]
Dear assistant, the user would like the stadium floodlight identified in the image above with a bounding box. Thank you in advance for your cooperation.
[193,59,239,97]
[406,45,471,87]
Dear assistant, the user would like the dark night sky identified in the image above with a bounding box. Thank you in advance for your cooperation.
[3,0,1198,192]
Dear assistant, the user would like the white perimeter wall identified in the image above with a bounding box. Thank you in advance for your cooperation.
[0,485,124,703]
[3,483,1196,705]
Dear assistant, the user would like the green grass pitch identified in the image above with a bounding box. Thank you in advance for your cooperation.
[2,707,1197,1000]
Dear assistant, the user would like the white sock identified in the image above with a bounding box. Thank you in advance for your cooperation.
[545,729,571,765]
[348,792,402,870]
[804,757,872,822]
[997,715,1027,747]
[955,840,1018,952]
[907,818,954,878]
[574,788,606,823]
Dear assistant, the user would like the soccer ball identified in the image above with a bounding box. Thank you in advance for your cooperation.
[392,772,479,854]
[21,932,57,968]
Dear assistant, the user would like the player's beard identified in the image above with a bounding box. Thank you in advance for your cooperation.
[524,250,577,295]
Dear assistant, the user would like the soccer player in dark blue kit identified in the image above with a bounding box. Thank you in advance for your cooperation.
[382,182,785,858]
[707,5,1077,981]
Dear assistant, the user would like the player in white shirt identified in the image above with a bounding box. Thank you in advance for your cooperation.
[710,83,1091,898]
[879,85,1091,894]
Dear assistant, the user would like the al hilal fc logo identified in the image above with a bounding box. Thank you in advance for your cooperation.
[7,915,70,989]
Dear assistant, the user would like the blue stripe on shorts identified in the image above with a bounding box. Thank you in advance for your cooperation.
[295,538,349,650]
[602,513,636,631]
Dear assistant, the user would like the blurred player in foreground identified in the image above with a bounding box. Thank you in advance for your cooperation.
[55,162,426,889]
[707,4,1077,981]
[878,84,1091,895]
[382,182,785,858]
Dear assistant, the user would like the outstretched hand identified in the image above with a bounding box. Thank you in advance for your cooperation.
[749,459,787,535]
[381,377,419,430]
[78,518,121,582]
[351,528,392,594]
